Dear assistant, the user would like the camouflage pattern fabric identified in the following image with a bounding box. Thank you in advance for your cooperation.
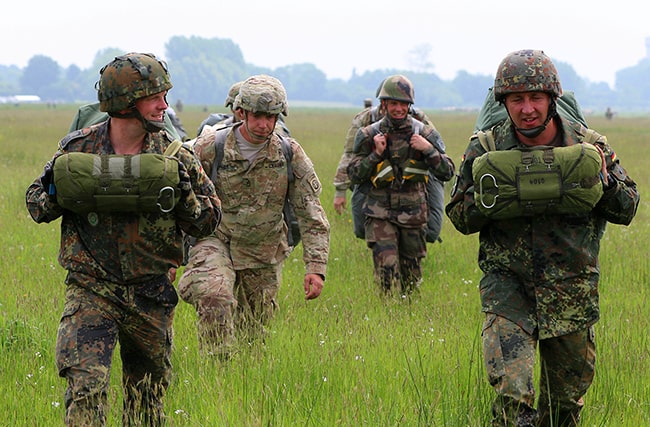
[445,116,639,426]
[446,116,639,338]
[483,314,594,427]
[25,120,221,425]
[348,115,454,292]
[178,236,282,356]
[333,105,433,197]
[56,273,177,426]
[26,121,221,282]
[180,122,329,355]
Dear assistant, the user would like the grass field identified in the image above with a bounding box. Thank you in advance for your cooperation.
[0,104,648,426]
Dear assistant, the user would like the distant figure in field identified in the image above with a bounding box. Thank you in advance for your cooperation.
[364,98,373,108]
[605,106,615,120]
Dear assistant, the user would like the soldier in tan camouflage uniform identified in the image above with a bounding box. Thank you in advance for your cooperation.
[446,50,640,426]
[179,74,329,358]
[333,78,436,239]
[348,75,455,294]
[25,53,221,426]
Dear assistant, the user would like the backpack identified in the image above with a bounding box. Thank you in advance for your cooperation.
[351,120,445,243]
[212,127,301,247]
[69,102,185,141]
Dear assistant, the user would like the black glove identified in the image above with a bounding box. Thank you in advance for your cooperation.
[178,160,192,199]
[39,160,55,197]
[176,160,200,219]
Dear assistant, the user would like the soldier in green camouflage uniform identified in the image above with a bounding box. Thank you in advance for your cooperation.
[445,50,640,426]
[348,75,455,293]
[178,74,329,358]
[333,78,434,228]
[25,53,221,426]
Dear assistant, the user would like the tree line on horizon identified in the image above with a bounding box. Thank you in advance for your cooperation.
[1,36,650,112]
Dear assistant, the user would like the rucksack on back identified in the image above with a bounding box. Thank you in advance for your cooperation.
[69,102,184,141]
[351,120,444,243]
[211,127,301,248]
[473,87,588,132]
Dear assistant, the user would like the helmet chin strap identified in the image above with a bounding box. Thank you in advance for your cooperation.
[109,108,166,133]
[511,100,558,138]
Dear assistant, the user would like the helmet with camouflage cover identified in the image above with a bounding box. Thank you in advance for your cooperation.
[377,75,415,104]
[493,50,562,102]
[224,81,244,108]
[235,74,288,116]
[97,52,172,114]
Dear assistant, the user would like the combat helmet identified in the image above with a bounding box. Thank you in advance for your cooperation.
[224,81,244,108]
[377,75,415,104]
[493,50,562,102]
[235,74,288,116]
[97,52,172,114]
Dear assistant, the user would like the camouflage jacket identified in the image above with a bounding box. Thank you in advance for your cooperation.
[348,115,454,226]
[445,117,640,338]
[333,106,434,197]
[193,122,330,275]
[25,121,221,284]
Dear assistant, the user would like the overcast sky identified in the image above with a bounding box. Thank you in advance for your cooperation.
[4,0,648,89]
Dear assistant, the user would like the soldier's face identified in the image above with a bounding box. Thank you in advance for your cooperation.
[504,91,551,131]
[384,99,409,120]
[242,111,277,144]
[135,91,168,123]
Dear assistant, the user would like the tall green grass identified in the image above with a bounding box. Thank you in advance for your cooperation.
[0,104,647,426]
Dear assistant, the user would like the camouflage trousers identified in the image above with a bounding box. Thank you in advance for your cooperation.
[365,217,426,293]
[56,272,177,426]
[178,237,281,358]
[482,313,596,427]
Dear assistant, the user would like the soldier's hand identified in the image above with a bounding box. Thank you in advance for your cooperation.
[334,196,347,214]
[594,144,610,187]
[304,273,324,300]
[372,133,386,156]
[410,134,433,153]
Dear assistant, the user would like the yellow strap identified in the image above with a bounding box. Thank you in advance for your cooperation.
[476,130,496,151]
[164,139,183,157]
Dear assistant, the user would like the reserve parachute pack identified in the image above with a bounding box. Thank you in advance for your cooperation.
[211,126,301,248]
[53,140,184,214]
[352,120,444,243]
[471,87,604,219]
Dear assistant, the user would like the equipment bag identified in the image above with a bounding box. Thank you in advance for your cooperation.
[472,142,603,219]
[54,141,183,214]
[211,127,301,248]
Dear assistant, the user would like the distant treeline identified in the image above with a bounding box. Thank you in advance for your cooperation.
[2,36,650,112]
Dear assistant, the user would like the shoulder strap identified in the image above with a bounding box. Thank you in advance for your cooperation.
[211,128,230,183]
[164,139,183,157]
[211,130,294,183]
[278,135,295,183]
[581,128,602,145]
[476,130,496,152]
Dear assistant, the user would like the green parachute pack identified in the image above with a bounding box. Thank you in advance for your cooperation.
[53,141,183,214]
[470,87,604,219]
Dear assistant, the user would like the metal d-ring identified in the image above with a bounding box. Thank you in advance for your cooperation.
[478,173,499,209]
